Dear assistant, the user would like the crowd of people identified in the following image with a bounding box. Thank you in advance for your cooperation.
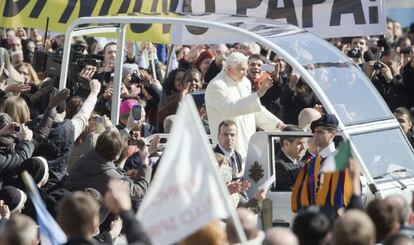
[0,16,413,245]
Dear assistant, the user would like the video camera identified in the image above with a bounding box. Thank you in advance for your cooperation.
[32,43,104,79]
[372,46,385,79]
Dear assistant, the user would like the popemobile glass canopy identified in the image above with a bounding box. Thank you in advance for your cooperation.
[59,13,414,195]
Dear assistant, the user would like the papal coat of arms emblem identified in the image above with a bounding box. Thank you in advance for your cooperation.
[248,161,264,183]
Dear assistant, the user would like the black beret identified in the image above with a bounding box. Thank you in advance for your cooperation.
[310,114,338,132]
[17,157,48,185]
[0,186,26,213]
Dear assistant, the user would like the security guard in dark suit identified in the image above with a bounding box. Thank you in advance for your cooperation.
[274,125,306,191]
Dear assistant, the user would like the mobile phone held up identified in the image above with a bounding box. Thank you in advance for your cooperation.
[261,63,275,73]
[96,116,104,124]
[132,105,142,121]
[13,125,20,133]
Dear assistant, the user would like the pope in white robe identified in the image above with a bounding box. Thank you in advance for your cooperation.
[206,52,285,174]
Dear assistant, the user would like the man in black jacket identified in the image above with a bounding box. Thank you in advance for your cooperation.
[0,122,34,183]
[64,129,151,202]
[393,107,414,148]
[274,125,306,191]
[367,49,409,110]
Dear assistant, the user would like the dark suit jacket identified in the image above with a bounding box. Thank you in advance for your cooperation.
[213,144,242,178]
[274,151,302,191]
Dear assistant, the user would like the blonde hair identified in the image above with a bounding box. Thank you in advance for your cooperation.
[0,96,30,123]
[15,62,41,85]
[179,220,227,245]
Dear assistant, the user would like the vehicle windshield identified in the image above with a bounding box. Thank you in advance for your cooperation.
[350,128,414,180]
[268,32,393,126]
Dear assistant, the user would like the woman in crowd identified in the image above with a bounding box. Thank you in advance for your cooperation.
[157,68,202,132]
[15,62,41,86]
[194,50,214,81]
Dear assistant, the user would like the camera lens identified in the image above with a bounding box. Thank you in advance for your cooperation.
[373,62,382,71]
[400,47,412,54]
[347,48,362,59]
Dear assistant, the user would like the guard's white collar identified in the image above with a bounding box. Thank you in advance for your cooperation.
[319,142,336,158]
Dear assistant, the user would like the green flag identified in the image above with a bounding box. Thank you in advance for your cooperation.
[320,140,351,173]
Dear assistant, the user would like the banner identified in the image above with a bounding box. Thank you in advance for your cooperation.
[183,0,387,38]
[0,0,387,44]
[137,96,233,244]
[0,0,180,43]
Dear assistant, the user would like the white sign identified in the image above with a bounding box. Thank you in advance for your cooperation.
[137,96,232,245]
[183,0,386,38]
[258,174,276,191]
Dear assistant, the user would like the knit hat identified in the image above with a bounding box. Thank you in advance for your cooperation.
[120,99,139,115]
[0,113,12,130]
[0,186,27,213]
[17,157,49,186]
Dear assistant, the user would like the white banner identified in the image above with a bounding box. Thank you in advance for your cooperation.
[136,96,232,245]
[183,0,387,38]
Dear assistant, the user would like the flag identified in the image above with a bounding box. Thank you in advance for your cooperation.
[137,96,233,245]
[21,171,67,245]
[320,140,352,173]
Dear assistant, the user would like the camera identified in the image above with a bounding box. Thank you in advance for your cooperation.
[372,46,385,78]
[32,44,104,85]
[13,125,20,133]
[128,138,146,148]
[130,70,142,84]
[347,48,362,59]
[400,47,412,55]
[96,116,104,124]
[373,62,382,72]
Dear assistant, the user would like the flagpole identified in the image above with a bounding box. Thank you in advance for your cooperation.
[184,95,248,244]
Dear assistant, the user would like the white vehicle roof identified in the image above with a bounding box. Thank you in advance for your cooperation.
[59,13,414,195]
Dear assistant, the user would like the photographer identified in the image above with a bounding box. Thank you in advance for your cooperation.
[63,127,152,204]
[279,67,319,125]
[125,41,164,83]
[96,42,116,83]
[122,65,162,130]
[345,36,368,67]
[401,47,414,109]
[365,49,409,110]
[0,122,34,182]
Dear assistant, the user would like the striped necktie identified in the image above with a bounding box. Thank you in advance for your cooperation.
[230,154,238,176]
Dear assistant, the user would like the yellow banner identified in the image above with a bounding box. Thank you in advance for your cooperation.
[0,0,178,43]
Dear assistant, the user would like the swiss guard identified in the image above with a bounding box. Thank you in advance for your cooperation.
[291,114,352,213]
